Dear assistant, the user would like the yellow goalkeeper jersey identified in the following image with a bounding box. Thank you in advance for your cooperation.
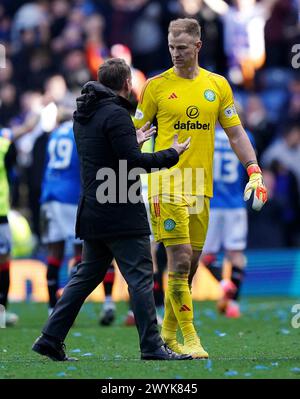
[133,67,241,197]
[0,128,13,217]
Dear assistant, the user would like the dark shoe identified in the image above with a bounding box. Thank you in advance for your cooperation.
[99,307,115,326]
[141,344,193,361]
[32,335,78,361]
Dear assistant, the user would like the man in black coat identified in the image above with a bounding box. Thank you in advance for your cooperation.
[32,58,192,361]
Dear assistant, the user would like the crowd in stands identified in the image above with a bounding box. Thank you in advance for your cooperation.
[0,0,299,248]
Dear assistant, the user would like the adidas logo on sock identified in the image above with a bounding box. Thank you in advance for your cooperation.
[179,304,191,312]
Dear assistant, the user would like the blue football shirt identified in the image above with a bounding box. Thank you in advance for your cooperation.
[41,121,81,205]
[211,128,254,209]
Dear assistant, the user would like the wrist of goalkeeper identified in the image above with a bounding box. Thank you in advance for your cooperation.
[244,163,268,211]
[246,163,262,177]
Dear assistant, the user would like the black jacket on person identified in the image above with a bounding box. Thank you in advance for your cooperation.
[73,81,179,240]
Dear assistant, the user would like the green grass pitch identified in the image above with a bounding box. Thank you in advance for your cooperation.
[1,298,300,379]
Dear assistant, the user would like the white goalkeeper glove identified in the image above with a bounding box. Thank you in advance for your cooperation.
[244,164,268,211]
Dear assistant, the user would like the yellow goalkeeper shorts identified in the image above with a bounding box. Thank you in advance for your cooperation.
[149,194,210,251]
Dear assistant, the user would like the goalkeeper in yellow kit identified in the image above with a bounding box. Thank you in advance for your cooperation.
[133,18,267,359]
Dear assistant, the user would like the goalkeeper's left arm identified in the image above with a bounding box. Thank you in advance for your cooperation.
[224,124,268,211]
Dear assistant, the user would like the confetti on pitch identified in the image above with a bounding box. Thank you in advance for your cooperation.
[67,366,77,371]
[280,328,290,335]
[72,332,82,337]
[56,372,67,377]
[81,352,93,357]
[254,365,269,370]
[290,367,300,373]
[71,348,81,353]
[224,370,238,377]
[203,309,217,320]
[276,309,288,322]
[204,359,212,371]
[214,330,226,337]
[194,319,202,327]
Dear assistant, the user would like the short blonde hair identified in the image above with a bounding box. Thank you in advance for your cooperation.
[168,18,201,39]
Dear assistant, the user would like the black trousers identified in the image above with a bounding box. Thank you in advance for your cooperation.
[42,235,163,353]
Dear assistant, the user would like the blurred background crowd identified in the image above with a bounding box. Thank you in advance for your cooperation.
[0,0,300,250]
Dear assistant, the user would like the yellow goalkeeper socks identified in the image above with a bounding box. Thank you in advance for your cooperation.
[161,288,178,343]
[167,272,198,343]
